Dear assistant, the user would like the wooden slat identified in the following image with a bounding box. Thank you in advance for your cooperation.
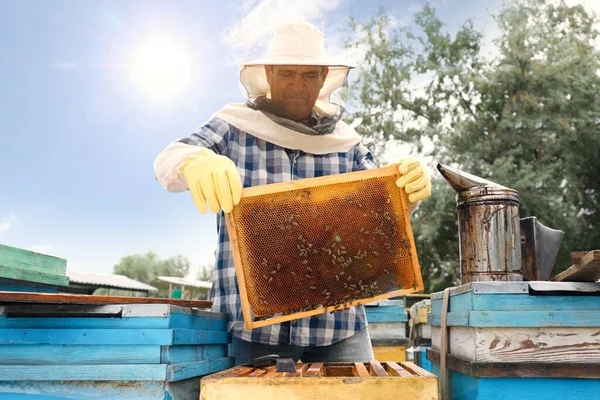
[0,244,67,275]
[353,362,369,377]
[552,250,600,282]
[0,292,211,308]
[248,368,268,377]
[304,362,324,377]
[0,265,69,287]
[227,366,255,377]
[368,360,388,377]
[264,365,282,377]
[385,362,412,377]
[571,251,588,264]
[400,361,437,378]
[283,363,308,377]
[426,348,600,379]
[244,289,413,330]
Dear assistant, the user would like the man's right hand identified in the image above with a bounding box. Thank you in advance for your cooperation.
[179,149,243,214]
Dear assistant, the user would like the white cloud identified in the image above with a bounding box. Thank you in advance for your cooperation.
[0,214,16,233]
[221,0,342,62]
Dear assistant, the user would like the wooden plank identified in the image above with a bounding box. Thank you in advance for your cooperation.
[264,365,283,377]
[385,361,412,377]
[0,328,228,345]
[353,362,370,377]
[161,344,227,364]
[0,313,226,332]
[0,364,168,381]
[365,310,409,323]
[432,325,600,364]
[426,348,600,379]
[226,366,254,377]
[246,288,413,330]
[0,380,172,399]
[248,368,268,377]
[552,250,600,282]
[571,251,588,264]
[0,265,69,287]
[0,278,58,293]
[400,361,437,378]
[368,360,388,376]
[0,292,212,308]
[166,357,233,381]
[429,310,600,327]
[304,362,324,377]
[0,344,161,365]
[0,244,67,275]
[286,363,308,377]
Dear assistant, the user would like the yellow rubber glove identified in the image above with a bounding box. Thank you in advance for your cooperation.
[179,149,243,214]
[393,158,432,203]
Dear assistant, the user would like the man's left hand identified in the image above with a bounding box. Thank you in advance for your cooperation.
[392,158,432,203]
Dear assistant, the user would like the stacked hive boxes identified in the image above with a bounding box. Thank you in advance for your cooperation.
[409,299,432,372]
[0,245,69,293]
[365,299,408,361]
[0,303,232,399]
[427,281,600,399]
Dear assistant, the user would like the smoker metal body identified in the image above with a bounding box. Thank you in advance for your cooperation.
[438,164,523,283]
[457,186,522,283]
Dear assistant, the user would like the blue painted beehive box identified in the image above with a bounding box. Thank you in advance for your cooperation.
[0,303,233,399]
[365,299,408,345]
[427,281,600,399]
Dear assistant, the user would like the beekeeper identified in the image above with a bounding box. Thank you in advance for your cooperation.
[154,21,431,365]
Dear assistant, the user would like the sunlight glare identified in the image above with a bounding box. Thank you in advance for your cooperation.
[130,37,192,100]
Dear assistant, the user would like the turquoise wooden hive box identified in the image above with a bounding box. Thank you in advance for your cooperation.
[427,281,600,399]
[0,303,233,399]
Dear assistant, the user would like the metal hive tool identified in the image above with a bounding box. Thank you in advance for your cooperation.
[225,166,424,329]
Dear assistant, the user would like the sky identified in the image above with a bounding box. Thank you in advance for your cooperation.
[0,0,597,278]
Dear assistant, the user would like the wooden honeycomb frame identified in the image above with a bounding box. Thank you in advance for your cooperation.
[225,166,423,329]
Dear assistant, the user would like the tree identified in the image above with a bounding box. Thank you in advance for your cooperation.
[346,0,600,292]
[197,264,214,282]
[113,251,190,284]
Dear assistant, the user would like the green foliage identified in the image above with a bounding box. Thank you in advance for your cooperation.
[347,0,600,292]
[113,251,191,285]
[197,264,214,282]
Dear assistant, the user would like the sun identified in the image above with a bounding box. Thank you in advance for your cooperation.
[130,37,191,100]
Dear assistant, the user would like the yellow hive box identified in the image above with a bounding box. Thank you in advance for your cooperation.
[201,361,438,400]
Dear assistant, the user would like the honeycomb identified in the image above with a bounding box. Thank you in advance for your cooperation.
[227,169,422,320]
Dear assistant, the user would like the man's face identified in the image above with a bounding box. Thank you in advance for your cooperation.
[265,65,329,121]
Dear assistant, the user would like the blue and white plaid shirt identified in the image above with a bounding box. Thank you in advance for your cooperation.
[178,117,377,346]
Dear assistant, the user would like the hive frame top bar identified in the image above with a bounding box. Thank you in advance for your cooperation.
[225,165,424,330]
[239,165,399,197]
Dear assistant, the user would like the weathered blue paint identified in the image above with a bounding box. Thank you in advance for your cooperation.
[365,307,408,323]
[166,357,233,381]
[160,344,227,364]
[0,329,229,345]
[0,357,233,381]
[428,310,600,327]
[0,364,168,381]
[431,364,600,399]
[0,378,201,399]
[431,292,600,316]
[0,314,226,331]
[0,280,58,293]
[0,345,161,365]
[414,346,432,372]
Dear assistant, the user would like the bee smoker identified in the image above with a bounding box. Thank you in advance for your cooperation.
[437,164,564,283]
